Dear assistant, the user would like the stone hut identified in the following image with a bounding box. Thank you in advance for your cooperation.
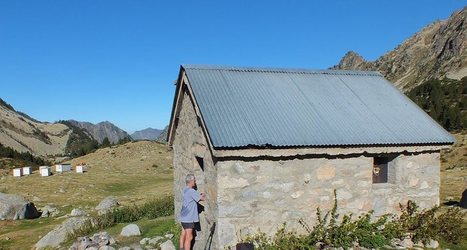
[167,65,454,249]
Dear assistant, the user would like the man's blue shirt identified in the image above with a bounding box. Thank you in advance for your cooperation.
[180,187,201,223]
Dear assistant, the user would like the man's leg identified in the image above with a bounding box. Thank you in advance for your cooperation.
[184,228,194,250]
[179,226,186,250]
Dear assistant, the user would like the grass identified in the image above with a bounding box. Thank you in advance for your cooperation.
[0,218,62,249]
[0,141,173,249]
[62,216,180,249]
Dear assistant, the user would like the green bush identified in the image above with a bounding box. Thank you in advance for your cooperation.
[242,192,466,249]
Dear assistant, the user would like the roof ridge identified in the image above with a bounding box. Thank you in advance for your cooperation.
[182,64,382,76]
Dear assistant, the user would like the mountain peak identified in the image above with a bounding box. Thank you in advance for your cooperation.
[67,120,130,144]
[333,51,367,70]
[332,7,466,90]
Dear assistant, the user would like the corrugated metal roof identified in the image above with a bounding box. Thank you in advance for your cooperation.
[182,65,455,148]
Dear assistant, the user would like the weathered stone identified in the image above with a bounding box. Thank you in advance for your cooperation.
[291,190,304,199]
[35,216,90,249]
[148,236,163,245]
[140,237,150,245]
[399,237,414,248]
[91,231,115,246]
[164,233,174,239]
[425,239,439,249]
[95,197,119,215]
[120,224,141,237]
[70,208,88,217]
[159,240,176,250]
[218,176,249,188]
[316,165,336,180]
[118,247,131,250]
[0,193,40,220]
[98,246,115,250]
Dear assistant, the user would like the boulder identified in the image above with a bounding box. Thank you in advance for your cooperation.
[118,247,131,250]
[120,224,141,237]
[95,196,119,215]
[70,208,88,217]
[69,231,116,250]
[35,216,90,249]
[69,236,99,250]
[91,231,116,246]
[425,239,439,249]
[140,237,150,245]
[0,192,40,220]
[98,246,115,250]
[160,240,176,250]
[148,236,163,245]
[40,205,60,218]
[460,189,467,209]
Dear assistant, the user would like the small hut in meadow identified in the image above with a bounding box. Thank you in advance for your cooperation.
[167,65,455,249]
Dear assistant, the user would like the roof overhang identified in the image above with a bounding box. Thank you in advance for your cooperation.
[167,65,455,158]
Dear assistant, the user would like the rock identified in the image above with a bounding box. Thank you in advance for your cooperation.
[120,224,141,237]
[160,240,176,250]
[0,192,40,220]
[148,236,163,245]
[426,239,439,249]
[164,233,174,239]
[69,236,99,250]
[98,246,115,250]
[95,231,116,246]
[41,210,49,218]
[316,164,336,180]
[128,245,143,250]
[40,205,60,218]
[35,216,90,249]
[140,237,150,245]
[118,247,131,250]
[70,208,88,217]
[95,196,119,215]
[460,189,467,209]
[399,237,414,248]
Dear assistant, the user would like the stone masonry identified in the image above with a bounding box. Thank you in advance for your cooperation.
[172,86,442,249]
[173,91,218,250]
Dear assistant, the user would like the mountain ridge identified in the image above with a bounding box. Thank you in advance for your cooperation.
[66,120,131,144]
[332,7,467,90]
[131,127,164,141]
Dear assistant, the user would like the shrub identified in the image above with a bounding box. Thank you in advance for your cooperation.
[242,192,465,249]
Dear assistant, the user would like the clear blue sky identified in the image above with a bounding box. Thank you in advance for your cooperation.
[0,1,464,133]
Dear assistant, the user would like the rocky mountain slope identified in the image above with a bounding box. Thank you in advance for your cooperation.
[155,126,168,143]
[0,99,71,157]
[67,120,130,144]
[332,7,466,90]
[131,127,164,140]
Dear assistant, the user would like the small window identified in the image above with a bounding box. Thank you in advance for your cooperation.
[196,156,204,171]
[372,157,389,183]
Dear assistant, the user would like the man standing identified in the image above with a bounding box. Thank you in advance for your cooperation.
[180,174,206,250]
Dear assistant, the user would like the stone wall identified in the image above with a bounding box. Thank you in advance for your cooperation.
[215,152,440,248]
[172,90,218,249]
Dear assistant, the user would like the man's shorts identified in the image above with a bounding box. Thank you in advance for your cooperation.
[181,222,195,229]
